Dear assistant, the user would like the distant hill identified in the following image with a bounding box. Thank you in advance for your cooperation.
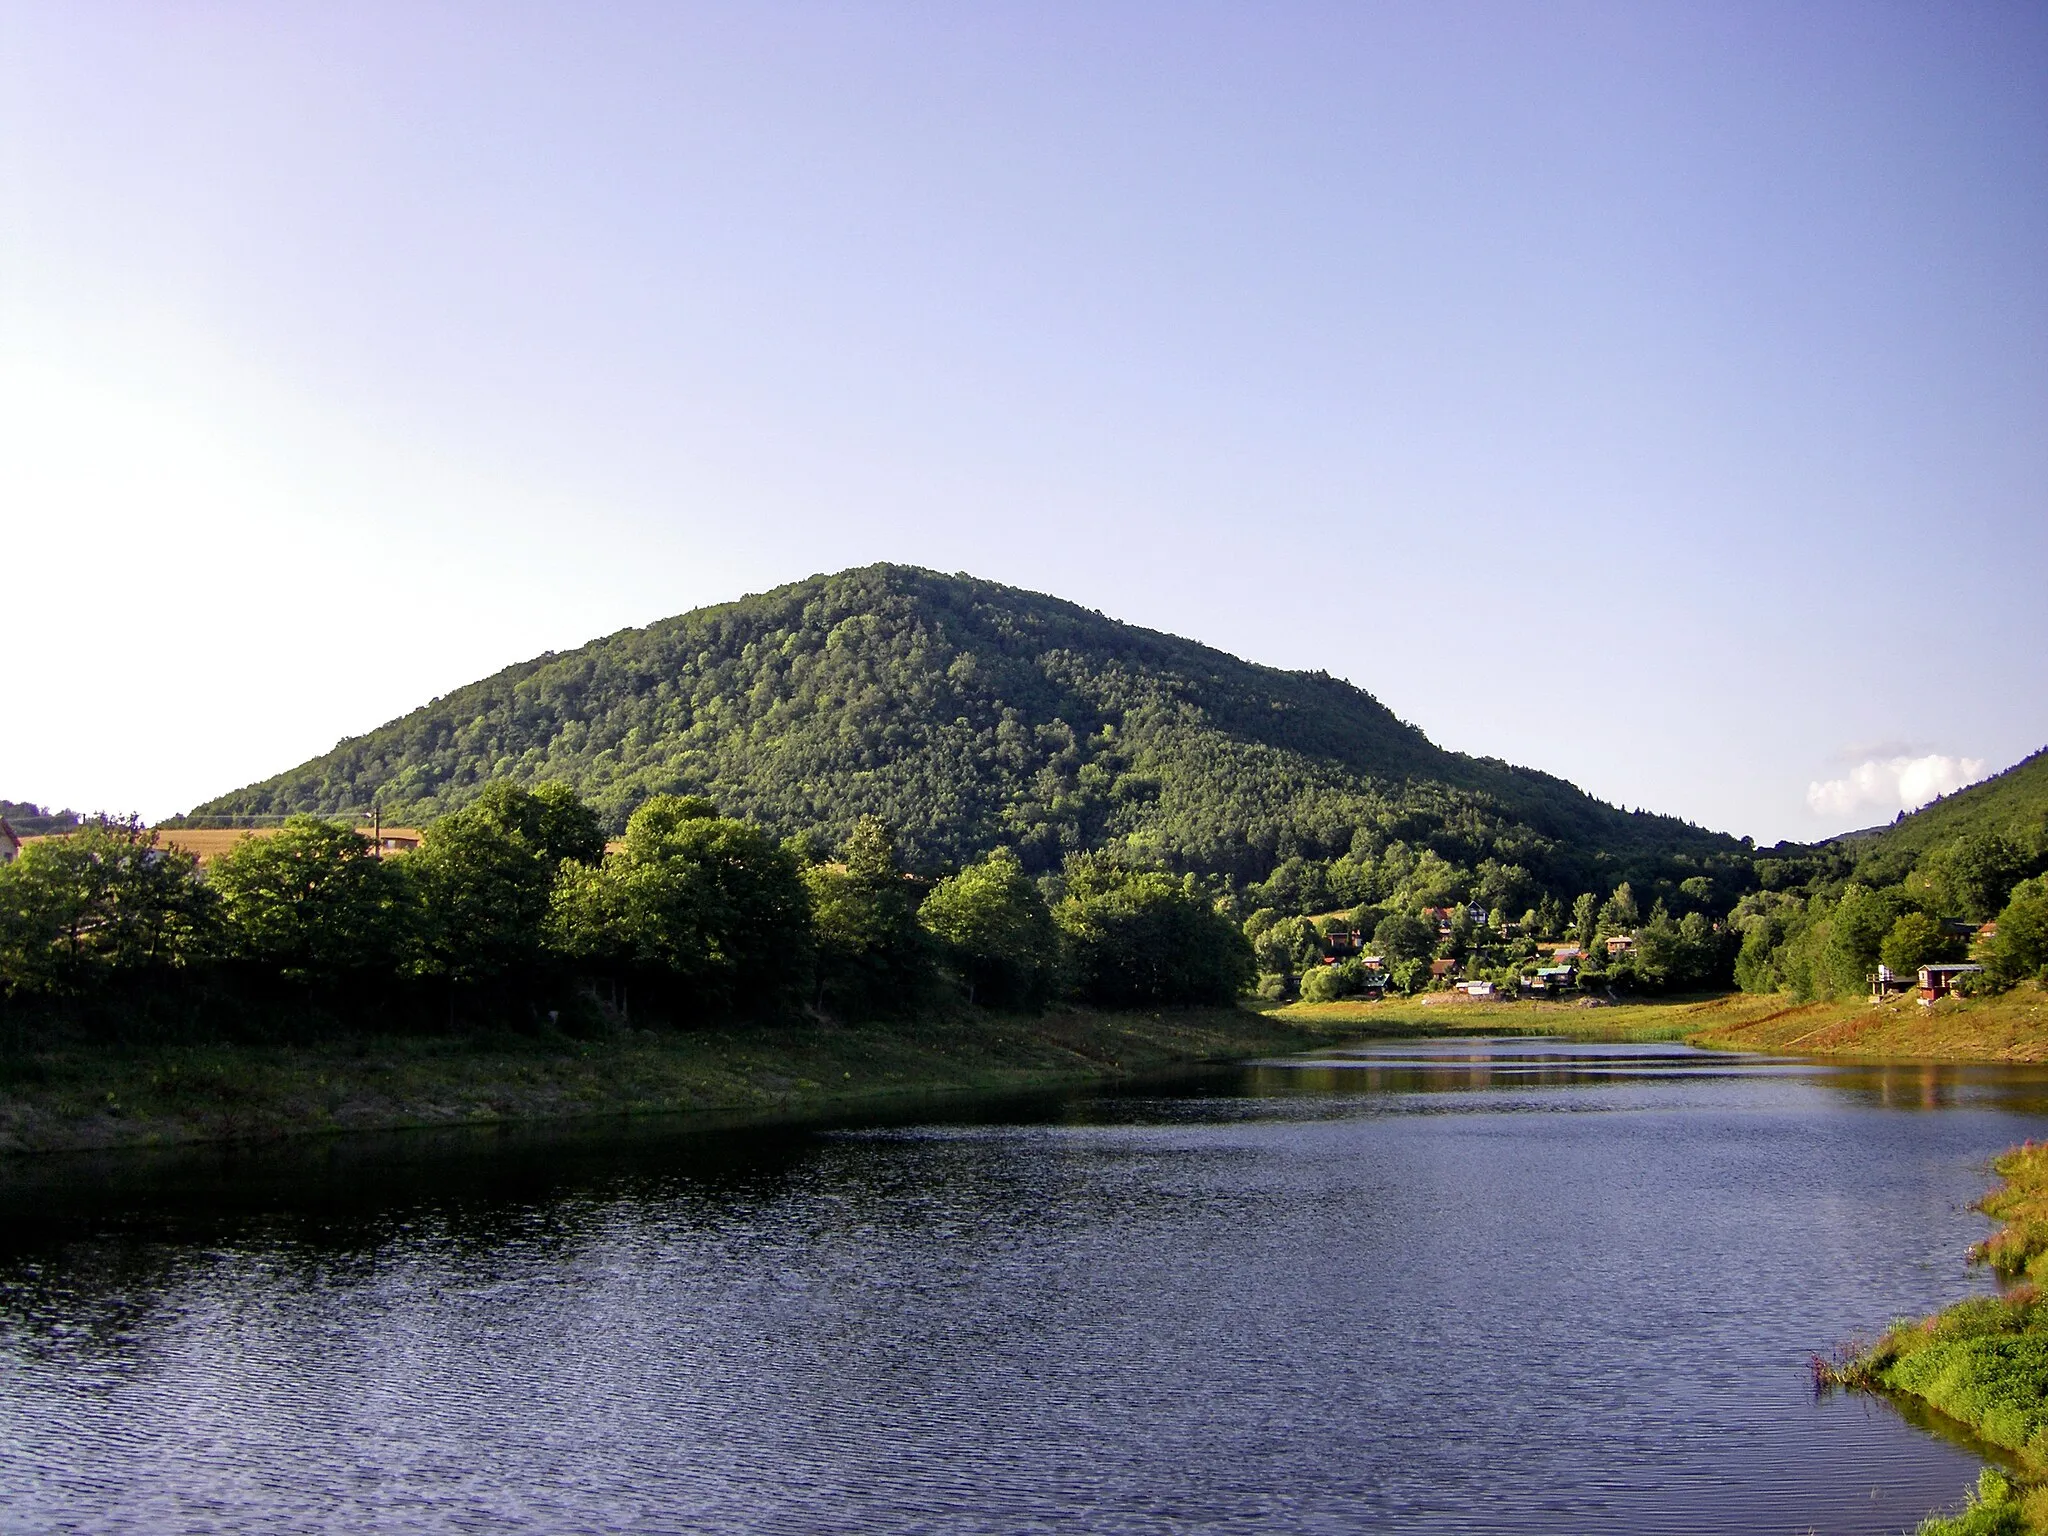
[189,565,1749,902]
[1840,749,2048,867]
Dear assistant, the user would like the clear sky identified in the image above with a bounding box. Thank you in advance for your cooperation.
[2,2,2042,844]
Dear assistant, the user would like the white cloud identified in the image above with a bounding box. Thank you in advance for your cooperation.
[1806,754,1987,822]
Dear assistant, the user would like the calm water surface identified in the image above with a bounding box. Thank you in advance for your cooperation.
[6,1037,2048,1534]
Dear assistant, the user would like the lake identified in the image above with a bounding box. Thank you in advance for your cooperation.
[5,1036,2047,1534]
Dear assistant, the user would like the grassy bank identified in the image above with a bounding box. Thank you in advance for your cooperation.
[0,1006,1346,1156]
[1821,1143,2048,1535]
[1269,985,2048,1061]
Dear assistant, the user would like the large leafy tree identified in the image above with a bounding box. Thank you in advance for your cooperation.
[1879,912,1963,975]
[918,848,1059,1009]
[548,795,810,1019]
[802,817,934,1017]
[1053,857,1253,1007]
[407,780,605,983]
[0,819,215,996]
[1370,912,1436,966]
[209,818,412,984]
[1984,877,2048,991]
[1926,834,2034,924]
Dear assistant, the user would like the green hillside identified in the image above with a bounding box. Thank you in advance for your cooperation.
[189,565,1748,905]
[1841,749,2048,867]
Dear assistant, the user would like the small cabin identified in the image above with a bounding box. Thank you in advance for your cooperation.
[1870,964,1914,999]
[1455,980,1496,999]
[1605,934,1635,955]
[1429,958,1460,981]
[1521,965,1576,996]
[1918,963,1982,1002]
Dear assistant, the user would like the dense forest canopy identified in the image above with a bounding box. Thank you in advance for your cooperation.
[188,565,1750,915]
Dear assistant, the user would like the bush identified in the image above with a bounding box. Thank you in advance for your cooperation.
[1299,960,1364,1003]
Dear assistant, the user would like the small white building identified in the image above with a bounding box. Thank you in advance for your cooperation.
[0,818,19,865]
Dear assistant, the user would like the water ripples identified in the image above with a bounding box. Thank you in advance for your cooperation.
[3,1040,2044,1532]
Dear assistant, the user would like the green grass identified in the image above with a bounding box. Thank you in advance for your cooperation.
[1270,991,1791,1044]
[1914,1470,2030,1536]
[0,1005,1351,1155]
[1270,985,2048,1060]
[1822,1143,2048,1533]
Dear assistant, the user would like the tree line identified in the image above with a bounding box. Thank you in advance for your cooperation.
[1724,824,2048,1001]
[0,782,1253,1037]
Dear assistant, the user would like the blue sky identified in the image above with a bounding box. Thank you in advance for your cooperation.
[2,2,2042,843]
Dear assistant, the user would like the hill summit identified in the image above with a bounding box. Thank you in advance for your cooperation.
[191,565,1748,908]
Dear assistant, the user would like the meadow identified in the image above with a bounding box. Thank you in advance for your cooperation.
[1271,987,2048,1060]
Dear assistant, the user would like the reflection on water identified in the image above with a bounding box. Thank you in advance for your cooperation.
[1242,1036,2048,1115]
[2,1037,2044,1534]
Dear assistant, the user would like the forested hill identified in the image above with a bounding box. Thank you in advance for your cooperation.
[1834,749,2048,878]
[189,565,1748,908]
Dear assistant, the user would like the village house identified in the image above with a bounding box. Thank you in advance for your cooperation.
[1605,933,1635,955]
[0,818,19,865]
[1870,964,1914,1000]
[1455,979,1496,999]
[1429,958,1460,982]
[1918,963,1982,1002]
[1518,965,1574,996]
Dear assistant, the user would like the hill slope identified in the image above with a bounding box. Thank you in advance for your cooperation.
[1838,749,2048,871]
[190,565,1746,900]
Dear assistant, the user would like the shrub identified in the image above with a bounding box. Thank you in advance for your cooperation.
[1300,960,1364,1003]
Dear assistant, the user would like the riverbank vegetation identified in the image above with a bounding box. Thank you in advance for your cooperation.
[1820,1143,2048,1534]
[0,1004,1336,1155]
[0,783,1253,1045]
